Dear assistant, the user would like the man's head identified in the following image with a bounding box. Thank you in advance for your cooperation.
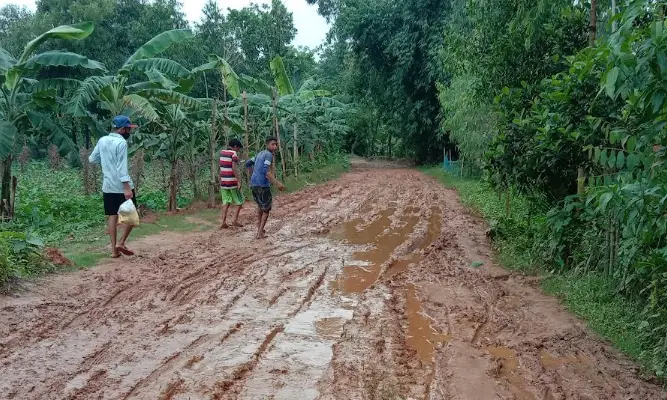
[229,138,243,152]
[112,115,138,140]
[266,136,278,153]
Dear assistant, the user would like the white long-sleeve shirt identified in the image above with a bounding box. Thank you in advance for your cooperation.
[88,133,134,194]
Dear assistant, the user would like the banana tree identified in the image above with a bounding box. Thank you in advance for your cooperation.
[66,29,197,131]
[0,22,104,219]
[269,56,331,177]
[190,55,243,206]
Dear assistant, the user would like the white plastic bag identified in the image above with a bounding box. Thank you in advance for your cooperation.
[118,199,140,226]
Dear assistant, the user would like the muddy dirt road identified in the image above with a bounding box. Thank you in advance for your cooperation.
[1,164,665,400]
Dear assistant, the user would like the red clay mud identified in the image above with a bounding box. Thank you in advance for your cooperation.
[1,160,665,399]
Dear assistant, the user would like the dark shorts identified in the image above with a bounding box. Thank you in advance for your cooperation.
[251,186,272,212]
[103,190,137,216]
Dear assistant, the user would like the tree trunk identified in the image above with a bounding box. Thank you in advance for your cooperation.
[80,147,91,195]
[1,156,13,220]
[190,163,199,199]
[208,101,218,208]
[168,160,178,212]
[589,0,597,46]
[272,88,287,178]
[84,125,91,149]
[387,133,392,158]
[10,176,16,220]
[293,122,298,178]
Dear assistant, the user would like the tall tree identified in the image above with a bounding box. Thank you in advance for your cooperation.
[317,0,451,162]
[227,0,297,81]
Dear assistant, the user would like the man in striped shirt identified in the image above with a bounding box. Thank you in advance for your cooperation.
[220,139,244,228]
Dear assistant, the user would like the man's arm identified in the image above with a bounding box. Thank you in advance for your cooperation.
[232,153,241,189]
[263,153,285,191]
[117,141,133,199]
[89,142,101,164]
[245,157,255,176]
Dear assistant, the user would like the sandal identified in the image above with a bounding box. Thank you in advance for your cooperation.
[116,246,135,256]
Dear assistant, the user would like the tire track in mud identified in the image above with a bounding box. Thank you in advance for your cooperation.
[1,165,665,400]
[211,325,285,399]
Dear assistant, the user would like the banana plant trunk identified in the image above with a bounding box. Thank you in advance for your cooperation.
[272,88,287,178]
[1,157,14,220]
[293,122,298,178]
[168,159,178,212]
[243,91,249,158]
[208,101,218,208]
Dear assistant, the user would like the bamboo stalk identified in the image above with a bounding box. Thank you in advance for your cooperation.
[577,167,585,195]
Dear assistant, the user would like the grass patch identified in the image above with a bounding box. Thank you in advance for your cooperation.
[542,273,646,362]
[424,166,663,381]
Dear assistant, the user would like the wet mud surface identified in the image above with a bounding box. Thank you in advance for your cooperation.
[1,163,666,399]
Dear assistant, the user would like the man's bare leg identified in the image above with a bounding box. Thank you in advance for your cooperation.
[232,205,243,227]
[117,224,135,255]
[257,211,270,239]
[108,215,120,258]
[221,204,230,228]
[256,207,263,237]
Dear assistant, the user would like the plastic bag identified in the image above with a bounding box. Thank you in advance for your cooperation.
[118,199,140,226]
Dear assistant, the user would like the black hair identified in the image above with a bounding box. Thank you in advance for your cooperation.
[229,138,243,148]
[266,136,278,144]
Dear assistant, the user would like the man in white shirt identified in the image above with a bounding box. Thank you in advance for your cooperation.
[89,115,137,258]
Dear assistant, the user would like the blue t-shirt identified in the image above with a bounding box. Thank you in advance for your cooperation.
[247,150,273,187]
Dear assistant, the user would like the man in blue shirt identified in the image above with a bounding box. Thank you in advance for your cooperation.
[245,136,285,239]
[89,115,138,258]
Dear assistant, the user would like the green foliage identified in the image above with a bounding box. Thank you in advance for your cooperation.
[0,229,51,289]
[437,74,494,169]
[314,0,450,162]
[437,0,667,379]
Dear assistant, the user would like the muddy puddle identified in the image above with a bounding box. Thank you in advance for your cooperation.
[487,346,535,400]
[406,284,450,363]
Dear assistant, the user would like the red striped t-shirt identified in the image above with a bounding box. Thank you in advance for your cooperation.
[220,149,239,188]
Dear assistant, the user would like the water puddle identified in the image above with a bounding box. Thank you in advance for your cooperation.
[487,347,535,400]
[330,208,418,294]
[539,350,591,370]
[315,317,347,340]
[406,284,450,363]
[388,208,442,276]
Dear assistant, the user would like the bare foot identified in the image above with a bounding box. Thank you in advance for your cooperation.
[220,223,230,229]
[233,222,244,228]
[111,252,121,259]
[256,233,268,239]
[116,246,135,256]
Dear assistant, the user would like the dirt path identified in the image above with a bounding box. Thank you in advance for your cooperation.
[1,163,665,400]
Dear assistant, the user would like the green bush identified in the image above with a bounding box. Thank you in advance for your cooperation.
[0,230,51,289]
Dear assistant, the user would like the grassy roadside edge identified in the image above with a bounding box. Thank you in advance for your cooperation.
[424,167,663,382]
